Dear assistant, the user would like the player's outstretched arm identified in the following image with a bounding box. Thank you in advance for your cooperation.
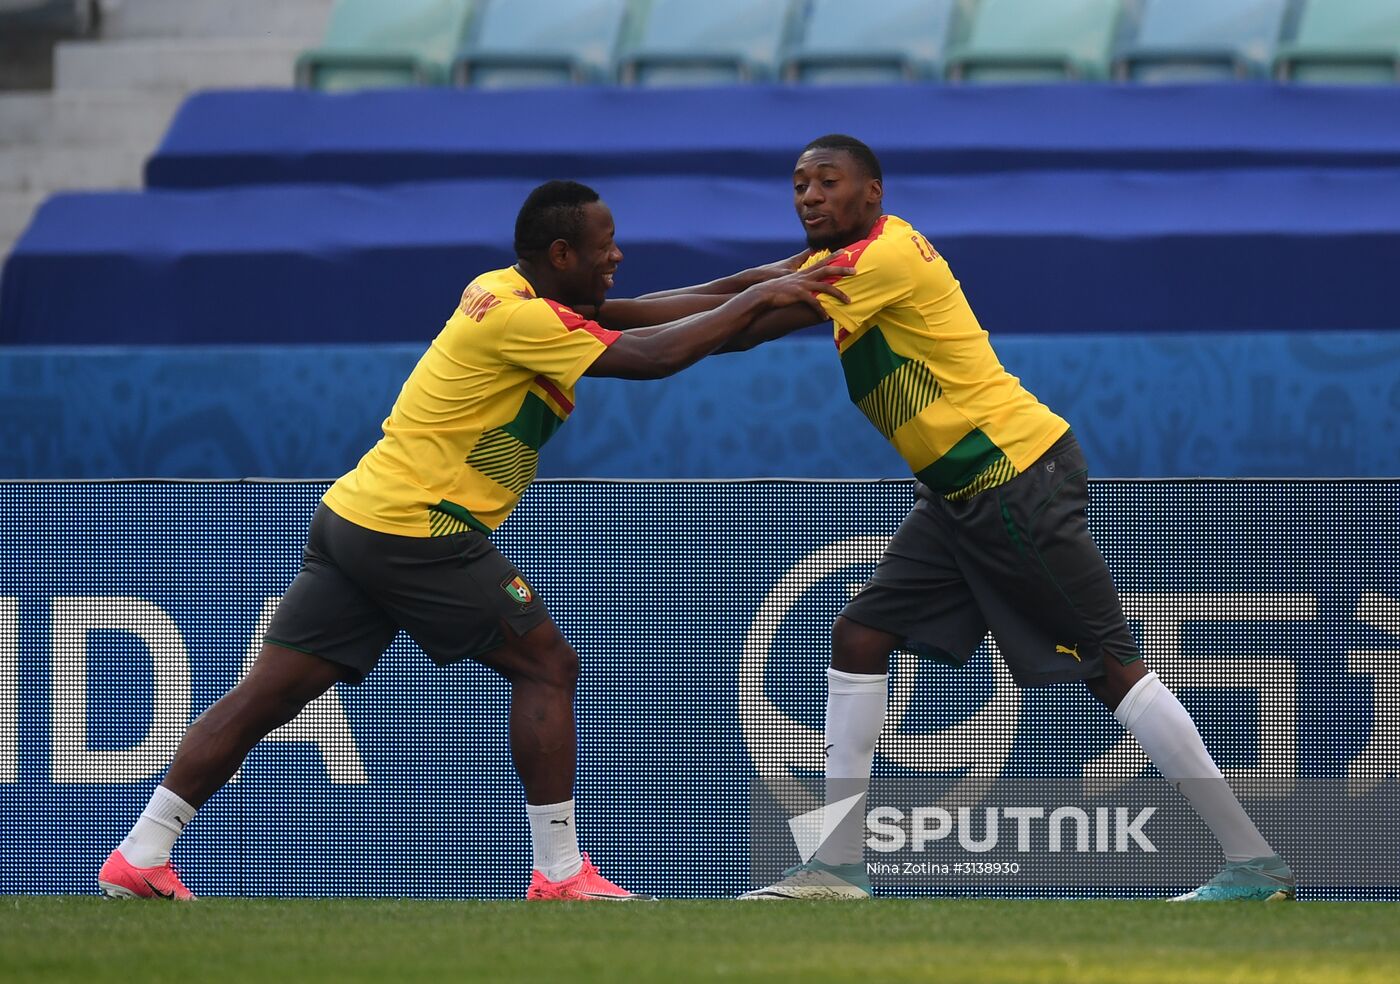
[636,248,811,299]
[583,249,812,331]
[584,261,849,380]
[719,304,831,354]
[589,292,729,331]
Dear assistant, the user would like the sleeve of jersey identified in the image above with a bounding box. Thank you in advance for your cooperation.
[498,299,621,388]
[817,241,912,334]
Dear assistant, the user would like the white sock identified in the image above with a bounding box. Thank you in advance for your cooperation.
[526,799,583,882]
[814,667,887,866]
[118,785,197,868]
[1114,671,1274,862]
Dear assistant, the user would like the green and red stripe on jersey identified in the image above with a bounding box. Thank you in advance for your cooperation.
[465,375,575,497]
[839,326,942,441]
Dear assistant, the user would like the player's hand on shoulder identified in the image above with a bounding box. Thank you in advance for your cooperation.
[740,248,815,286]
[747,254,853,314]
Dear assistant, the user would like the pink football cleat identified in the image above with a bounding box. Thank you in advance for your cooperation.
[98,848,196,900]
[526,853,647,901]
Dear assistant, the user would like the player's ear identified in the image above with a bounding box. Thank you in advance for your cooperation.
[547,238,572,270]
[867,177,883,206]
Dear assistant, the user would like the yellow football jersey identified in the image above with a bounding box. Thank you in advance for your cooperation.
[805,214,1068,499]
[323,266,619,536]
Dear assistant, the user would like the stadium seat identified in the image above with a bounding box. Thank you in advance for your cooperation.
[1274,0,1400,83]
[295,0,475,91]
[780,0,959,84]
[944,0,1122,82]
[616,0,793,86]
[453,0,629,88]
[1114,0,1288,81]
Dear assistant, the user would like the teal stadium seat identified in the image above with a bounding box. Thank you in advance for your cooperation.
[616,0,794,86]
[453,0,630,88]
[945,0,1123,82]
[781,0,961,84]
[296,0,475,91]
[1275,0,1400,83]
[1114,0,1288,81]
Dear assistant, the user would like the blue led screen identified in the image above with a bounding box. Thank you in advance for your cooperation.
[1,480,1396,899]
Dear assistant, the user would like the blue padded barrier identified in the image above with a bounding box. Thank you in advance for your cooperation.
[3,331,1398,480]
[144,85,1400,190]
[5,170,1400,346]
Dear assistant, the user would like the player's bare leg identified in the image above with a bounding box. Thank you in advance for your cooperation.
[482,619,641,900]
[483,619,579,806]
[165,644,355,805]
[742,617,897,899]
[100,644,352,899]
[1086,656,1294,901]
[830,616,899,676]
[1083,653,1148,710]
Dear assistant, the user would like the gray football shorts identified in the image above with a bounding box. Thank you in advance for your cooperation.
[841,430,1140,687]
[264,504,550,682]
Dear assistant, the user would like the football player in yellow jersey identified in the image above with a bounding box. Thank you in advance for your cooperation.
[729,136,1293,902]
[98,181,850,903]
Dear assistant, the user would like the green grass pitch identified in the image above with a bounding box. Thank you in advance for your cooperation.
[2,897,1397,983]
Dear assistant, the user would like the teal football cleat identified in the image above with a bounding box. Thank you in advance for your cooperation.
[739,859,873,900]
[1171,855,1296,902]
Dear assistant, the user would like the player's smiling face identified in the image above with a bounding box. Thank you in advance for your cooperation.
[793,150,883,252]
[565,201,623,308]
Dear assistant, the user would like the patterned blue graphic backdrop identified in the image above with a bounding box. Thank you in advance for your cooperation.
[6,331,1400,480]
[1,480,1396,899]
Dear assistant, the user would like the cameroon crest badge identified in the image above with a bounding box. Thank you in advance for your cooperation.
[503,575,534,605]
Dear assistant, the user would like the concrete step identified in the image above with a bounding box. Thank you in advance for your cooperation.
[55,37,305,93]
[0,93,54,146]
[102,0,335,43]
[0,144,146,193]
[49,89,183,147]
[0,90,181,149]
